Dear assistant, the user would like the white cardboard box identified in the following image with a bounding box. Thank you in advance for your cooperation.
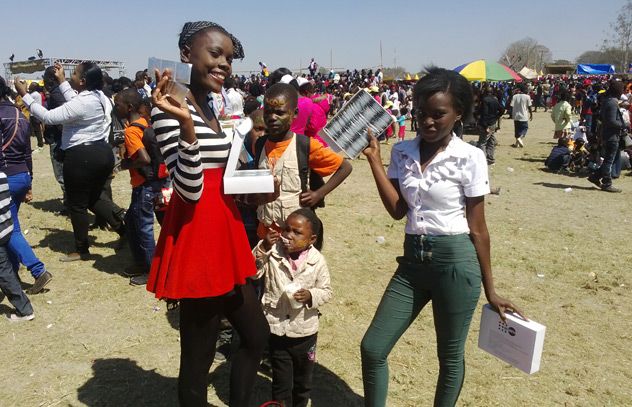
[478,303,546,374]
[223,118,275,194]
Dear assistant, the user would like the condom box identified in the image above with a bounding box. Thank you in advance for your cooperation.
[223,118,274,194]
[478,303,546,374]
[319,89,394,159]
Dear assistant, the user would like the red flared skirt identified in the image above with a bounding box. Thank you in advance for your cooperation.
[146,168,256,299]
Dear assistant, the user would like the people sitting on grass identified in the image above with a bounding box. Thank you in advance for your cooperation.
[545,137,572,173]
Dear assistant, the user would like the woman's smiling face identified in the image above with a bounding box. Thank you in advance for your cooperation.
[182,29,234,94]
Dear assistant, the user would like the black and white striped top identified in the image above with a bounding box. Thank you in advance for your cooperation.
[0,172,14,245]
[151,100,232,202]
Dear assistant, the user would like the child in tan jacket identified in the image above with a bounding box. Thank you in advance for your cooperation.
[252,208,332,407]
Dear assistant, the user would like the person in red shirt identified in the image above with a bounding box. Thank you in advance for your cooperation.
[113,88,156,285]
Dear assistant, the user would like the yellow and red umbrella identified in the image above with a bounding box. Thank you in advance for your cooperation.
[454,59,522,82]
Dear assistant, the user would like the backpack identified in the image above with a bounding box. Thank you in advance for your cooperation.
[254,134,325,209]
[128,122,168,189]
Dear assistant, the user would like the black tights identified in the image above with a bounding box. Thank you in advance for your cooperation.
[178,283,270,407]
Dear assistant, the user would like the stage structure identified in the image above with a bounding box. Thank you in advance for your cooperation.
[3,58,125,81]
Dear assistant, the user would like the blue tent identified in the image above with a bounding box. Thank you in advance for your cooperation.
[576,64,615,75]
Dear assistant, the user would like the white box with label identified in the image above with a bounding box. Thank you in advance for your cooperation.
[478,303,546,374]
[223,118,274,194]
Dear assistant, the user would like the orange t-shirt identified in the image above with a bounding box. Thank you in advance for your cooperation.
[257,135,344,237]
[263,136,343,176]
[125,117,149,188]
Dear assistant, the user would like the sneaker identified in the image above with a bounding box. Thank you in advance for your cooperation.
[7,313,35,322]
[587,174,602,188]
[59,252,89,262]
[123,264,145,277]
[27,271,53,294]
[601,185,622,193]
[130,273,149,286]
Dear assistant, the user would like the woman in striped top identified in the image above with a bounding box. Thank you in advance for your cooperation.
[146,21,269,407]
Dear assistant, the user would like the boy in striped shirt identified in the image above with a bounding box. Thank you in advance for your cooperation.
[0,171,34,321]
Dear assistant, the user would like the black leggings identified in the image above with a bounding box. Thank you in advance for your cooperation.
[178,283,270,407]
[62,142,119,253]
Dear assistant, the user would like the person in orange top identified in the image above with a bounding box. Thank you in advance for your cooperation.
[113,88,156,285]
[255,83,352,245]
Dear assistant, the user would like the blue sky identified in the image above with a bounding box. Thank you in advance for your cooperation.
[1,0,627,78]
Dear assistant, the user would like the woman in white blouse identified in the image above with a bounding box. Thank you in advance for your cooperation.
[15,63,124,261]
[360,67,523,407]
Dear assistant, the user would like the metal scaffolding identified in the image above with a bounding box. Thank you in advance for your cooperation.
[3,58,125,81]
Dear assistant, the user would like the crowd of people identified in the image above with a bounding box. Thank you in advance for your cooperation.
[0,19,630,407]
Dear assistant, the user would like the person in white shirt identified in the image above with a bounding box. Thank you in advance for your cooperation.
[510,84,533,147]
[15,62,125,262]
[223,77,244,118]
[360,67,523,407]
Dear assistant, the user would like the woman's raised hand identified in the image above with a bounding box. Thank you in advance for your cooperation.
[53,62,65,84]
[13,77,27,97]
[151,69,191,123]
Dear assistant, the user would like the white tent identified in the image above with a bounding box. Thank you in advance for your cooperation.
[519,67,538,79]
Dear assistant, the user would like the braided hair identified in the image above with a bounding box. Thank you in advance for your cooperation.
[178,21,244,59]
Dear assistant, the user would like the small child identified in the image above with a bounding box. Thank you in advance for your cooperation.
[253,208,332,407]
[397,107,408,141]
[255,83,352,243]
[113,88,161,285]
[0,171,34,321]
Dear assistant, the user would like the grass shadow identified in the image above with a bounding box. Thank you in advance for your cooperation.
[0,301,13,315]
[90,252,130,276]
[533,182,597,191]
[207,358,363,406]
[30,198,65,215]
[77,358,178,406]
[35,227,75,254]
[36,227,127,256]
[516,157,546,163]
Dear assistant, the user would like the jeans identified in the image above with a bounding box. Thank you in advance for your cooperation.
[7,172,46,279]
[477,125,497,164]
[125,185,157,271]
[30,117,44,148]
[361,234,481,407]
[598,137,620,187]
[513,120,529,139]
[270,333,318,407]
[0,244,33,316]
[63,142,117,253]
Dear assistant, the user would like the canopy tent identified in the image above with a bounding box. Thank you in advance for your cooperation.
[454,59,522,82]
[519,67,538,80]
[576,64,615,75]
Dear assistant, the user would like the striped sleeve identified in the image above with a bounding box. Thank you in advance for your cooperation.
[151,107,204,203]
[0,172,14,244]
